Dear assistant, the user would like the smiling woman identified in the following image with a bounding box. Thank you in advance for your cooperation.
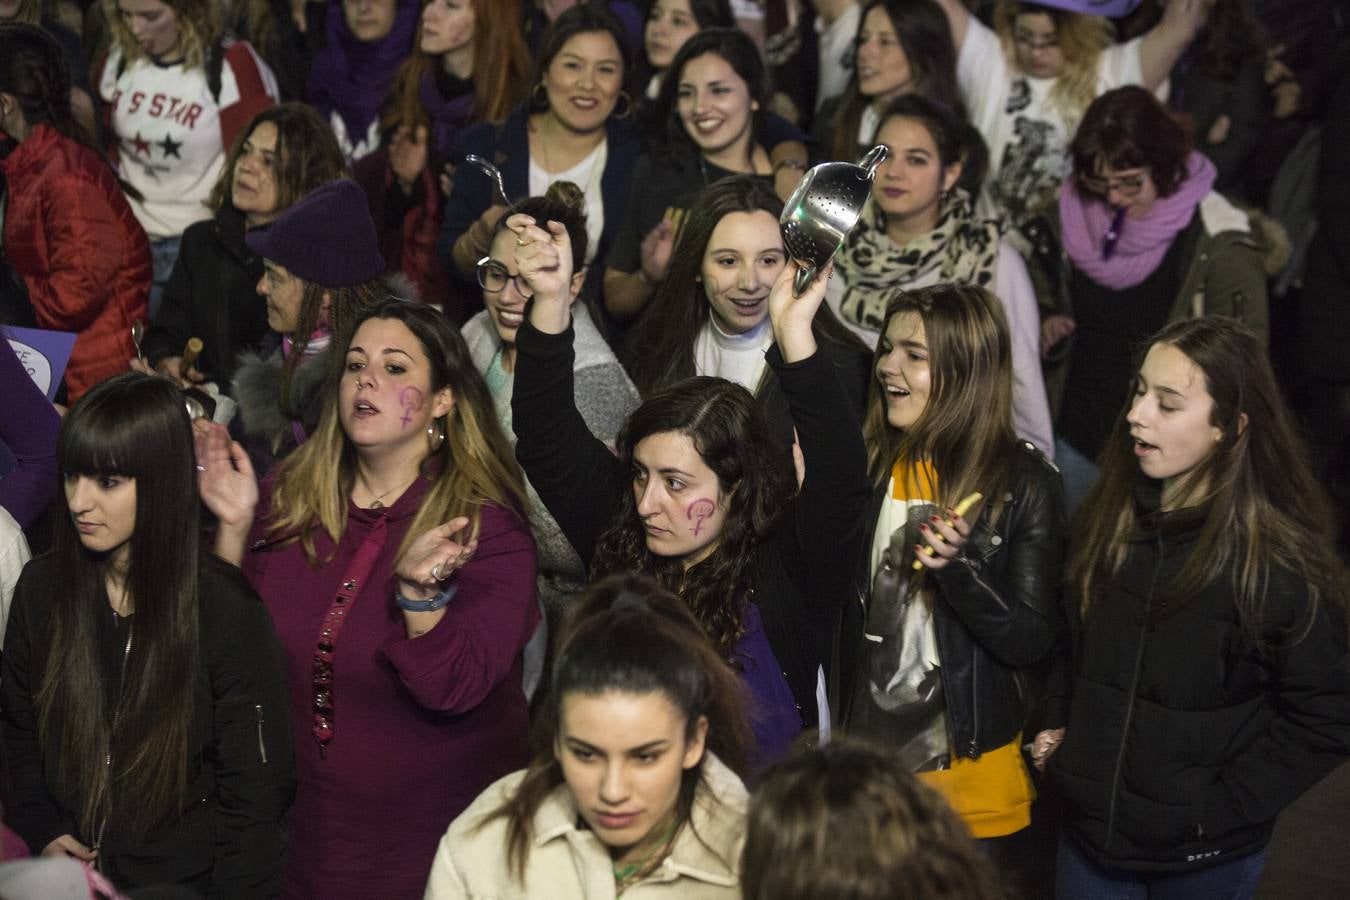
[623,176,870,448]
[425,574,751,898]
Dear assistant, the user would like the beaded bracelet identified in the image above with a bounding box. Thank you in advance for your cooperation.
[395,582,458,613]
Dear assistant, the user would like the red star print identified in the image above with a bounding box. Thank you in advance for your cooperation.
[130,132,151,156]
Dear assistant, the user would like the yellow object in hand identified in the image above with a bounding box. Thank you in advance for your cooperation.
[912,491,985,570]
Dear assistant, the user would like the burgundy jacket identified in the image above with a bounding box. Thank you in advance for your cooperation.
[243,473,539,900]
[0,123,150,399]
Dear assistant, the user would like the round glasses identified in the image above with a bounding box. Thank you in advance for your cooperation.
[476,257,533,297]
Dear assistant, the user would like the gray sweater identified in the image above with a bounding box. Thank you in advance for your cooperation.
[461,306,640,612]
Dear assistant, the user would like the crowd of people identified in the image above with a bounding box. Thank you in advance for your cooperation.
[0,1,1348,898]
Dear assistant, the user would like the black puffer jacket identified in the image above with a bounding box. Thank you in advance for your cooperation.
[1,553,295,896]
[843,441,1066,758]
[1048,482,1350,872]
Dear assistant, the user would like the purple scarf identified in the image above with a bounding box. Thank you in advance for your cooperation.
[1059,152,1216,290]
[307,0,420,147]
[419,70,476,161]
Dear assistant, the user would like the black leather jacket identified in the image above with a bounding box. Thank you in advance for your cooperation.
[842,440,1066,758]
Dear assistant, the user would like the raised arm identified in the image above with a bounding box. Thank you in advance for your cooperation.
[933,0,972,51]
[769,263,873,603]
[509,213,626,564]
[1139,0,1212,93]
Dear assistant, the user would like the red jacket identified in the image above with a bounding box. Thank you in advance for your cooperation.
[1,123,150,399]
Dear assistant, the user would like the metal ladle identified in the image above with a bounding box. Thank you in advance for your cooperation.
[463,154,509,206]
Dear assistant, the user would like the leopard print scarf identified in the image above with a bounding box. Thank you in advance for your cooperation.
[835,189,1002,333]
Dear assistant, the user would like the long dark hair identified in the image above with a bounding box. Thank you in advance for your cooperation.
[862,285,1016,513]
[623,176,867,396]
[1069,317,1347,644]
[653,27,767,165]
[207,103,350,214]
[591,377,794,660]
[824,0,963,166]
[0,23,139,196]
[37,373,201,838]
[488,573,751,878]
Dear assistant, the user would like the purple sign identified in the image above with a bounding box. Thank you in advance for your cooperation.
[1026,0,1142,16]
[7,326,77,401]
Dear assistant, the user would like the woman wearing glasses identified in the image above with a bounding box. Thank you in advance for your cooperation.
[1039,86,1271,515]
[198,300,539,899]
[933,0,1211,232]
[461,181,639,628]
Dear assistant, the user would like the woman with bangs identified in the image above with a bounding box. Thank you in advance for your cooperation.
[136,103,348,391]
[97,0,279,315]
[844,284,1064,874]
[623,176,870,449]
[509,204,872,768]
[439,4,643,314]
[2,373,292,894]
[1041,317,1350,896]
[1040,86,1270,515]
[933,0,1210,232]
[604,27,796,322]
[198,299,540,898]
[353,0,532,316]
[426,573,751,898]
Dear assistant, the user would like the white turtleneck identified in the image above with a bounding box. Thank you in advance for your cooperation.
[692,314,774,391]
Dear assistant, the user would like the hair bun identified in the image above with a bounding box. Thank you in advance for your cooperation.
[544,180,586,212]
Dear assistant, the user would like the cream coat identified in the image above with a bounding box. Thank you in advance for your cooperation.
[423,754,747,899]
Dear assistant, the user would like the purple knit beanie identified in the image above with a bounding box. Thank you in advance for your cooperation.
[245,179,386,287]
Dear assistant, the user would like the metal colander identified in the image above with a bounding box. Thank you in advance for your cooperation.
[780,145,888,295]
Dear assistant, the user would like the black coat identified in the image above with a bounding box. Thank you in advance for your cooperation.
[1048,482,1350,872]
[511,317,872,728]
[141,206,269,388]
[843,441,1066,757]
[1,554,295,897]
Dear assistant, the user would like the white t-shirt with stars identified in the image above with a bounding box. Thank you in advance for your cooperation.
[98,40,279,240]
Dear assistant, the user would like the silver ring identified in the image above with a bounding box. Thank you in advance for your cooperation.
[431,562,443,581]
[195,464,206,472]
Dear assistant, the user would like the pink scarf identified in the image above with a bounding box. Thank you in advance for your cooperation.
[1059,152,1216,290]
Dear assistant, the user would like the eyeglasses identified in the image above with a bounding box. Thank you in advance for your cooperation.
[476,257,534,297]
[1013,30,1059,51]
[1078,170,1149,200]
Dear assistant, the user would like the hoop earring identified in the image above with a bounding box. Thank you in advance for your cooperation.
[427,420,446,453]
[613,90,633,120]
[531,82,548,108]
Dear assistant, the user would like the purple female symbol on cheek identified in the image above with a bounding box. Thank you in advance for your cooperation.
[397,387,425,429]
[686,499,715,538]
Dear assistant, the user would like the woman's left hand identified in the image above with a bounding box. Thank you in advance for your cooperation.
[395,517,478,600]
[768,260,829,363]
[913,499,984,570]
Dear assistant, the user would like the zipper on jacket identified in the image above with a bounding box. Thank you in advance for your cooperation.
[1103,532,1165,852]
[94,622,135,870]
[967,652,981,758]
[255,704,268,764]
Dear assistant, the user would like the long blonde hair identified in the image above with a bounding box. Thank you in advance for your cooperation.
[265,302,527,564]
[994,0,1113,134]
[102,0,219,68]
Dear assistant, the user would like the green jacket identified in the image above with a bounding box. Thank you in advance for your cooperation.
[1029,192,1270,419]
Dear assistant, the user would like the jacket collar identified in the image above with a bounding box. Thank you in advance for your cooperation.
[530,753,746,888]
